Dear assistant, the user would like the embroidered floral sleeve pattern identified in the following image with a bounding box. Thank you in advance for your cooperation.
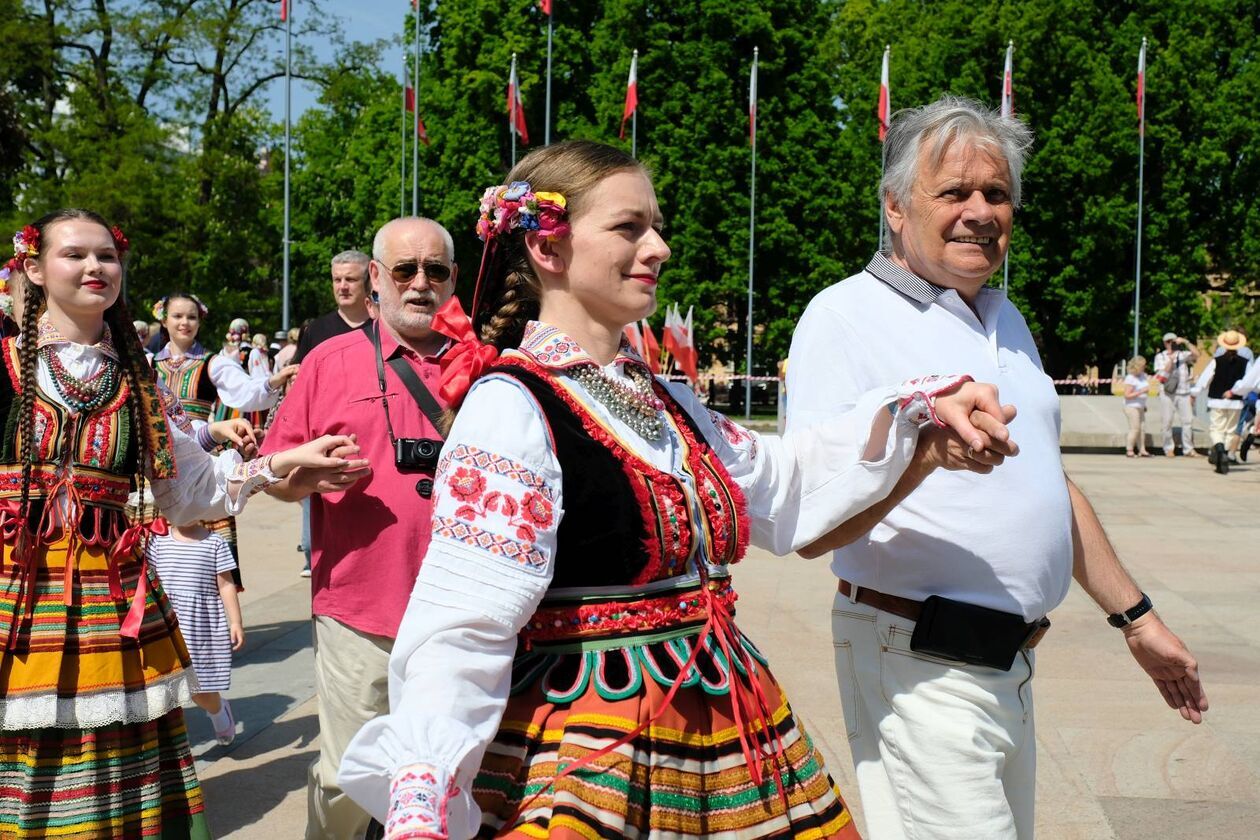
[706,409,759,461]
[431,444,559,576]
[385,764,455,840]
[226,454,281,501]
[896,374,974,428]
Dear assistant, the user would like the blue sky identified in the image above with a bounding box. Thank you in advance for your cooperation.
[262,0,414,119]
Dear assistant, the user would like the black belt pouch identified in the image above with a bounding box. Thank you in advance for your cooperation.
[909,595,1043,671]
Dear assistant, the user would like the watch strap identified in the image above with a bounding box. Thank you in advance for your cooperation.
[1107,592,1153,628]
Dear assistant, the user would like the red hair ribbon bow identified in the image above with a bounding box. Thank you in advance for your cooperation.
[431,297,500,408]
[112,516,170,640]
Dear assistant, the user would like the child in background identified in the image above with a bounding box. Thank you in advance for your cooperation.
[146,521,244,746]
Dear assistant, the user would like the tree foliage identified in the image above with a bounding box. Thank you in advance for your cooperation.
[2,0,1258,375]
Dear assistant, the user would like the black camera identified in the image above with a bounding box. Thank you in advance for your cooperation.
[394,437,441,471]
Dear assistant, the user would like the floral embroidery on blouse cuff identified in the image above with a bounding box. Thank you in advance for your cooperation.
[227,454,281,502]
[385,763,457,840]
[896,375,974,428]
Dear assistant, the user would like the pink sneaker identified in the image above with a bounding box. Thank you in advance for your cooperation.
[211,700,236,746]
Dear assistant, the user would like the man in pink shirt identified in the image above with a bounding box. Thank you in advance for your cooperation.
[261,217,456,840]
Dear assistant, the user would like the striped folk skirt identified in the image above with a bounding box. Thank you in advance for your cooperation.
[474,629,861,839]
[0,533,209,837]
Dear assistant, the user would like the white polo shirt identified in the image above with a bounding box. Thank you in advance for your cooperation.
[786,253,1074,621]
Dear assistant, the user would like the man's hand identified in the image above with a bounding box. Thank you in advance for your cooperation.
[931,381,1018,455]
[913,405,1019,477]
[1123,614,1208,724]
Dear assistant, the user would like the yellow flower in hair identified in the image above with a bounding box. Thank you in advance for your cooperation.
[534,192,566,208]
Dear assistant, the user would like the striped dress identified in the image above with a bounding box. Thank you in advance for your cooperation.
[146,532,237,692]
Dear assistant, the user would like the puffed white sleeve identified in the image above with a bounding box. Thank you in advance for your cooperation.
[662,377,954,556]
[1193,360,1214,396]
[208,352,278,412]
[339,374,563,835]
[151,421,280,523]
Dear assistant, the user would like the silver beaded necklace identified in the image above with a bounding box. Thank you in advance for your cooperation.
[568,362,666,440]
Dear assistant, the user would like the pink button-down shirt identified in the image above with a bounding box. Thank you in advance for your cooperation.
[261,324,447,638]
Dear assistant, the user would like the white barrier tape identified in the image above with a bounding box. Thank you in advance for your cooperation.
[1052,378,1114,385]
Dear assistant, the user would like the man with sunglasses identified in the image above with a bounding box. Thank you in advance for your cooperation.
[260,217,456,840]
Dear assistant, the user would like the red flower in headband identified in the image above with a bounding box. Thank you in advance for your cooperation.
[111,226,130,254]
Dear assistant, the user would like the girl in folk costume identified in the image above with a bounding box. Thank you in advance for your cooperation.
[153,296,298,588]
[0,210,361,837]
[340,142,1001,839]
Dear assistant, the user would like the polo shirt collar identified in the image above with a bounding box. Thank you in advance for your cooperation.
[517,320,649,372]
[865,252,947,305]
[376,321,450,361]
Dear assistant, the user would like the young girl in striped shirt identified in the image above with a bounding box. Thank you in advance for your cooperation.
[147,522,245,746]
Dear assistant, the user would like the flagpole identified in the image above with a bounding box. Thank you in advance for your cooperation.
[1133,37,1147,359]
[411,3,421,214]
[399,60,407,216]
[510,53,518,167]
[281,0,292,331]
[877,46,890,252]
[544,8,553,145]
[1001,40,1013,295]
[745,47,758,421]
[632,112,637,159]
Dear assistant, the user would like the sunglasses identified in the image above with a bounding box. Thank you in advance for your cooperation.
[374,258,452,285]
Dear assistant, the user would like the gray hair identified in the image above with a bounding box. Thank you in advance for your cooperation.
[330,250,370,276]
[881,95,1034,211]
[371,217,455,264]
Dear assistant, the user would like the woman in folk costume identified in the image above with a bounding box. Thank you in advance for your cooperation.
[153,296,298,587]
[340,142,1006,839]
[0,209,361,837]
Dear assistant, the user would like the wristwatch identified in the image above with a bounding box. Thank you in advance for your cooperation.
[1107,593,1154,628]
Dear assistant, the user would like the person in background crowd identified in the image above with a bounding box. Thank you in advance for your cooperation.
[1154,332,1200,457]
[261,219,454,840]
[1196,330,1251,474]
[134,319,150,345]
[1123,356,1152,457]
[249,332,272,378]
[276,326,301,369]
[788,97,1205,839]
[293,250,374,364]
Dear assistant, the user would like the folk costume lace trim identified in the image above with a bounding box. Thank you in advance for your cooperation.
[0,668,193,729]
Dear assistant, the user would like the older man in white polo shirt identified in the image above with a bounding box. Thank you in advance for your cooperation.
[787,96,1207,839]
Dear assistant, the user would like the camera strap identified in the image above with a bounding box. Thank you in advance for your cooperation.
[372,322,447,439]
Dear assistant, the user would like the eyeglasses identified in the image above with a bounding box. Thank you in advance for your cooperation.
[374,258,452,285]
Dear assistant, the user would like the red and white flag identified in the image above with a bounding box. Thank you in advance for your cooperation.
[405,86,430,146]
[539,0,552,14]
[508,54,530,145]
[877,45,890,141]
[748,48,758,144]
[641,320,661,374]
[661,304,680,358]
[1000,41,1014,118]
[620,50,639,140]
[623,322,644,358]
[1136,38,1146,135]
[280,0,288,21]
[675,306,699,383]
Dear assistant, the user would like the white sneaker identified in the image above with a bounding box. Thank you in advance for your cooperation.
[299,566,311,578]
[211,700,236,746]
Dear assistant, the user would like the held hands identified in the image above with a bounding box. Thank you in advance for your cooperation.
[269,434,370,484]
[209,419,260,458]
[284,434,373,494]
[268,364,300,392]
[921,381,1020,474]
[1123,613,1208,724]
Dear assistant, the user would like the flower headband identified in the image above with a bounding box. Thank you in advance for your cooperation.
[1,222,130,282]
[152,294,209,322]
[475,181,570,242]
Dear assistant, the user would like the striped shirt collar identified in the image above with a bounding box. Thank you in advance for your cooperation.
[865,252,946,304]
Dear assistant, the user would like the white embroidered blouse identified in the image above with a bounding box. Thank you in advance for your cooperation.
[338,321,944,831]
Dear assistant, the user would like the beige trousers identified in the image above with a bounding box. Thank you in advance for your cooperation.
[1209,407,1242,451]
[307,614,392,840]
[1124,406,1147,453]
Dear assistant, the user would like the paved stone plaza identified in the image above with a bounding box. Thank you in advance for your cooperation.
[193,452,1259,838]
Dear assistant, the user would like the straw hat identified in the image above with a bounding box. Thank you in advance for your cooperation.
[1218,330,1247,351]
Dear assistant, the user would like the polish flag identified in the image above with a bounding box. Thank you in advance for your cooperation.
[661,304,679,359]
[1136,38,1146,135]
[674,306,699,383]
[539,0,552,14]
[620,50,639,140]
[877,45,890,141]
[641,320,661,374]
[1000,41,1014,118]
[748,49,758,144]
[280,0,288,21]
[623,322,644,358]
[405,87,430,146]
[508,55,530,145]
